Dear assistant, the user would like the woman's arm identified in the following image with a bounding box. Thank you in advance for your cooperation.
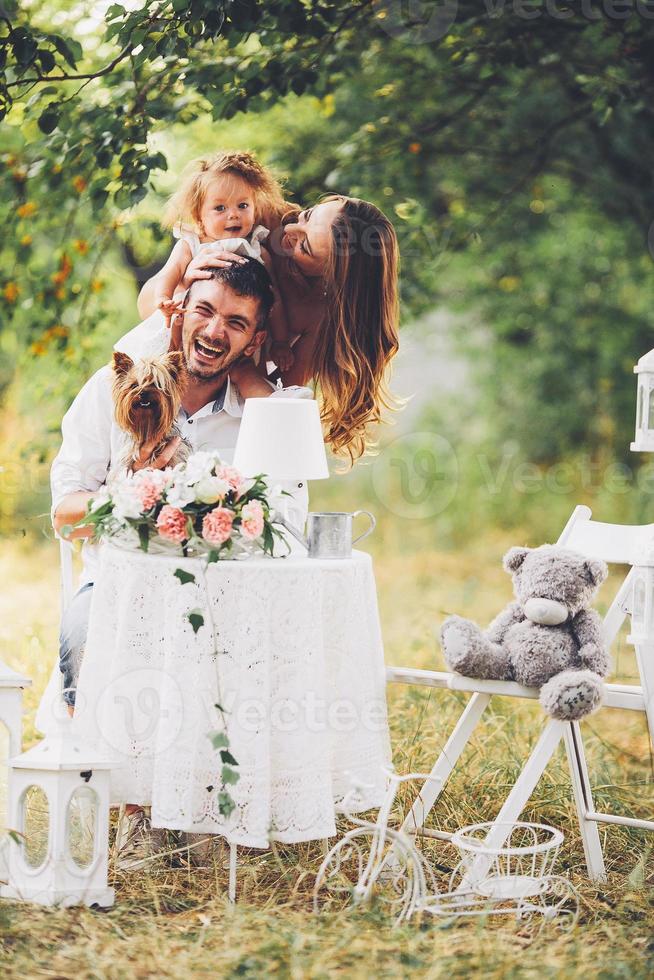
[261,250,295,371]
[137,240,191,319]
[280,332,316,387]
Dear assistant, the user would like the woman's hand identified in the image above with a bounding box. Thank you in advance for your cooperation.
[180,250,248,289]
[270,341,295,372]
[229,359,273,398]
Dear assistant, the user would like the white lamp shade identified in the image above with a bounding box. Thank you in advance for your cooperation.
[233,397,329,481]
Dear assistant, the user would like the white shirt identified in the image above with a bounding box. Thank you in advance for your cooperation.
[51,367,312,587]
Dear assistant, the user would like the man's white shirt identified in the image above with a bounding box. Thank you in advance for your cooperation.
[51,366,313,587]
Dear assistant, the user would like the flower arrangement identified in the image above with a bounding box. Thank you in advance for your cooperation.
[74,451,283,559]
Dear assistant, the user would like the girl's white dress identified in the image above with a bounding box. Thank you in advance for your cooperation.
[114,224,270,360]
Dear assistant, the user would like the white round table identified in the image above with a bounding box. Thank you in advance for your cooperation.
[72,544,391,847]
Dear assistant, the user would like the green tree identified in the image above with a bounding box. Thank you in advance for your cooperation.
[3,0,654,463]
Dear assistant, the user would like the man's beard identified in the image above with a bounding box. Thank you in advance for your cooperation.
[184,333,242,380]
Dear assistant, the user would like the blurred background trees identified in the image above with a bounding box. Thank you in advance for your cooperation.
[2,0,654,537]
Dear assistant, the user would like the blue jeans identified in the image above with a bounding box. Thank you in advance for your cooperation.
[59,582,94,707]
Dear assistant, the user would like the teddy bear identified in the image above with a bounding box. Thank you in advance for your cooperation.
[440,544,611,721]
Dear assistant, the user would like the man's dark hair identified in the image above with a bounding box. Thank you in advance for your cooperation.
[190,258,274,329]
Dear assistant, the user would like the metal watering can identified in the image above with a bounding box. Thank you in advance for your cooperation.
[278,510,376,559]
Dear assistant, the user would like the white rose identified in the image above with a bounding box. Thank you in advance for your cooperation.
[165,479,196,508]
[183,451,221,485]
[89,487,111,512]
[112,483,144,520]
[194,475,230,505]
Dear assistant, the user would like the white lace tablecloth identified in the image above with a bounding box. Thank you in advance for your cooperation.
[72,544,391,847]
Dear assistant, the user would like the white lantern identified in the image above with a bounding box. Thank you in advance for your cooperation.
[631,348,654,452]
[627,539,654,645]
[1,717,115,908]
[0,655,31,879]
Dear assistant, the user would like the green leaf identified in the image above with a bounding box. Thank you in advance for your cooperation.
[51,35,82,70]
[206,549,220,563]
[37,49,56,73]
[219,749,238,766]
[627,845,651,890]
[12,35,38,67]
[218,792,236,818]
[130,185,148,206]
[114,186,132,210]
[222,765,240,785]
[37,107,59,134]
[105,3,126,20]
[187,609,204,633]
[174,567,196,586]
[208,731,229,749]
[146,151,168,171]
[138,523,150,552]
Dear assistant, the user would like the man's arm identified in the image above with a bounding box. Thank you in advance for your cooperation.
[53,491,96,538]
[51,366,115,539]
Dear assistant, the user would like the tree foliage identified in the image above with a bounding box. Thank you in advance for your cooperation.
[3,0,654,464]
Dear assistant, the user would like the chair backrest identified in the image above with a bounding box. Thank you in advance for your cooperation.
[557,504,654,564]
[556,505,651,648]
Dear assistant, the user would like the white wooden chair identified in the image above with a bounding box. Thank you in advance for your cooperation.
[387,505,654,880]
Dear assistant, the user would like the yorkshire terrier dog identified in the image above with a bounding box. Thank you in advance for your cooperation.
[112,350,191,468]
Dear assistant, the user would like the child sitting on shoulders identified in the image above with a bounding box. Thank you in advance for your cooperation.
[115,151,296,381]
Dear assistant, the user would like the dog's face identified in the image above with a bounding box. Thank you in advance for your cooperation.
[112,351,186,448]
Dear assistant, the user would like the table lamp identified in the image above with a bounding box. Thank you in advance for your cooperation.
[233,397,329,539]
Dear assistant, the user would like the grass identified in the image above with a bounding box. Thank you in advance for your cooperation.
[0,525,653,979]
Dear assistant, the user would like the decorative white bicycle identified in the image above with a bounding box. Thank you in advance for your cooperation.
[313,769,579,931]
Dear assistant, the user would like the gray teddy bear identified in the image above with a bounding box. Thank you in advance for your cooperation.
[440,544,611,721]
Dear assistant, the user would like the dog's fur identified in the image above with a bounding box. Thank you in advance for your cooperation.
[112,350,190,468]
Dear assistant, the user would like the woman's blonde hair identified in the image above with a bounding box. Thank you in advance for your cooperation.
[311,195,400,466]
[162,151,288,233]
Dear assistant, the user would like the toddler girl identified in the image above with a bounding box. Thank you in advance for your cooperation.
[115,151,295,371]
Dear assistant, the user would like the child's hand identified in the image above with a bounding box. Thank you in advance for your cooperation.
[270,341,295,371]
[156,297,180,324]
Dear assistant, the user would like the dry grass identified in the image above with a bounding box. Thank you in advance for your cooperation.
[0,534,653,979]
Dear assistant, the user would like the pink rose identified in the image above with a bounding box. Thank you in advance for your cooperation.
[136,474,164,511]
[156,505,188,543]
[202,506,234,546]
[240,500,264,540]
[216,464,244,498]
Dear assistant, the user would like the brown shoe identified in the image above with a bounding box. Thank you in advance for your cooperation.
[114,808,169,870]
[178,831,216,867]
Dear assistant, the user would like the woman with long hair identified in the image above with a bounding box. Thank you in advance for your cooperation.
[137,170,400,465]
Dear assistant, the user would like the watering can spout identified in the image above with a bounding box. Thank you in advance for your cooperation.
[273,511,309,550]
